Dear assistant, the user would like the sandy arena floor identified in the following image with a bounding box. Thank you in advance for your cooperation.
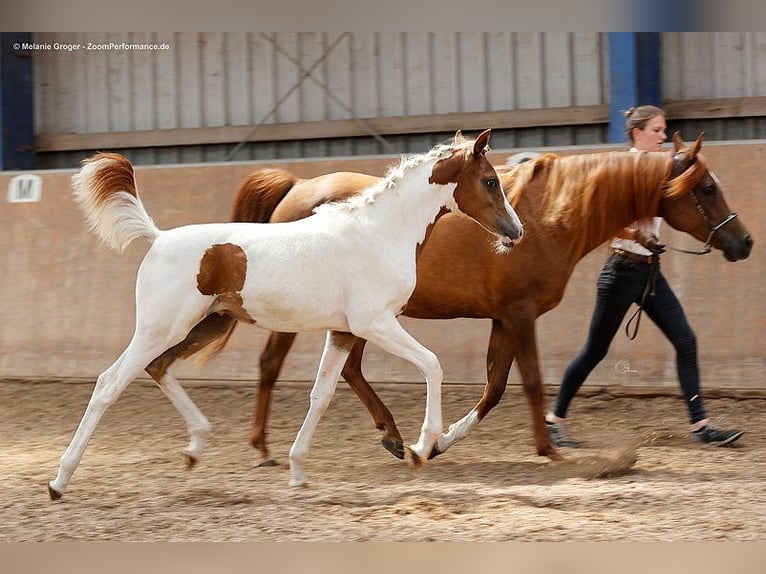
[1,379,763,541]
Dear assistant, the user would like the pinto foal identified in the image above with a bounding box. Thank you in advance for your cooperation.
[49,129,523,499]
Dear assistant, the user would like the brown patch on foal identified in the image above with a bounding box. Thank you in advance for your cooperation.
[197,243,255,323]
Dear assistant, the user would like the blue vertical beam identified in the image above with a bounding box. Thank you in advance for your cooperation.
[607,33,662,144]
[0,33,35,170]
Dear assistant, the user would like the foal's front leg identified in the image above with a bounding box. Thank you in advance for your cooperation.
[362,314,443,467]
[288,331,356,487]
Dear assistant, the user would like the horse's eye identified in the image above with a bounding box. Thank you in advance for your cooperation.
[485,178,498,189]
[702,183,716,196]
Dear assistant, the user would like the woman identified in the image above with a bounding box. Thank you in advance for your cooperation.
[545,105,743,448]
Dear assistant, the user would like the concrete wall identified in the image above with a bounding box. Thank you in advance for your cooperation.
[1,142,764,393]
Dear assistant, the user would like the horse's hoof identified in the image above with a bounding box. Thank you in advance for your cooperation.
[541,446,564,461]
[48,484,62,501]
[255,459,278,468]
[288,477,308,488]
[404,446,424,469]
[427,445,443,460]
[184,453,199,470]
[381,438,405,460]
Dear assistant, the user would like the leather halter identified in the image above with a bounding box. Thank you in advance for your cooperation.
[667,154,739,255]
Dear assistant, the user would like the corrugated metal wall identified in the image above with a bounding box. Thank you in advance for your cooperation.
[31,32,766,169]
[32,32,608,167]
[663,32,766,140]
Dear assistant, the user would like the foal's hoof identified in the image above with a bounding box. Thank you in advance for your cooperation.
[427,445,443,460]
[255,458,279,468]
[47,484,63,501]
[404,447,424,469]
[381,438,405,460]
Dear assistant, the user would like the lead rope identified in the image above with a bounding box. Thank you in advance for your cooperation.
[625,256,660,340]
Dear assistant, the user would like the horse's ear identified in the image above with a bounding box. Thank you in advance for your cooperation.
[473,128,492,157]
[452,130,465,144]
[689,132,704,158]
[672,131,685,152]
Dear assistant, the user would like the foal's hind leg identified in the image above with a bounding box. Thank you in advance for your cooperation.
[288,331,356,487]
[341,338,405,459]
[48,340,165,499]
[145,314,235,468]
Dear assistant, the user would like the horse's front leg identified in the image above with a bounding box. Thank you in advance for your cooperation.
[288,331,355,487]
[341,337,406,460]
[511,317,561,460]
[431,318,515,457]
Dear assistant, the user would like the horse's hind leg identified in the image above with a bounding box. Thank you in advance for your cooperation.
[288,331,355,487]
[250,331,298,466]
[48,340,163,500]
[341,338,405,460]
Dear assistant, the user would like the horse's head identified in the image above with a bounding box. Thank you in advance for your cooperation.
[660,132,753,261]
[429,128,523,248]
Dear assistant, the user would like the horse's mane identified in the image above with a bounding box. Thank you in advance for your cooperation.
[312,141,461,215]
[500,150,709,254]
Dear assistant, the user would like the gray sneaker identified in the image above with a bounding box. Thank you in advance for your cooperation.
[691,425,743,447]
[546,421,579,448]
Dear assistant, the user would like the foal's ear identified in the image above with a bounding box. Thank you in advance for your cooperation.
[429,154,461,185]
[473,128,492,157]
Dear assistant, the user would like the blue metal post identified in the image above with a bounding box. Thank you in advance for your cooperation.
[0,33,35,170]
[607,32,662,144]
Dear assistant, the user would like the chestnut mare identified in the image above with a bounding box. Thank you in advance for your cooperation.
[129,132,753,469]
[49,130,523,499]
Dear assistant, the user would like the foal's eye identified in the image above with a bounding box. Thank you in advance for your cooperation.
[485,178,499,190]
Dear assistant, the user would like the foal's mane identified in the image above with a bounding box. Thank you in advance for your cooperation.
[500,149,710,254]
[312,140,468,215]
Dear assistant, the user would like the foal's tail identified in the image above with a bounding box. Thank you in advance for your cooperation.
[190,167,301,367]
[71,152,161,253]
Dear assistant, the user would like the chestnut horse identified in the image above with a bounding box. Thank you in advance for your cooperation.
[48,130,523,499]
[134,132,753,467]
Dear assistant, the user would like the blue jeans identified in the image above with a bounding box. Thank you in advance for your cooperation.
[552,253,706,424]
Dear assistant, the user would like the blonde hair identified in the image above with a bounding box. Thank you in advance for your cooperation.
[624,105,665,143]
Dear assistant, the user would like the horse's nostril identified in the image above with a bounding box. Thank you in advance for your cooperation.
[745,235,754,248]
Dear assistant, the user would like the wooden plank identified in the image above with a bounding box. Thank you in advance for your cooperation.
[432,32,458,114]
[486,33,513,111]
[664,96,766,119]
[130,32,156,131]
[458,32,485,113]
[349,33,377,118]
[404,32,430,115]
[324,32,351,121]
[106,32,132,132]
[224,32,250,126]
[35,104,609,152]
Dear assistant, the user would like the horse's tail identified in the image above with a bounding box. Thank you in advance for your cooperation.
[71,152,161,253]
[230,167,300,223]
[189,167,301,368]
